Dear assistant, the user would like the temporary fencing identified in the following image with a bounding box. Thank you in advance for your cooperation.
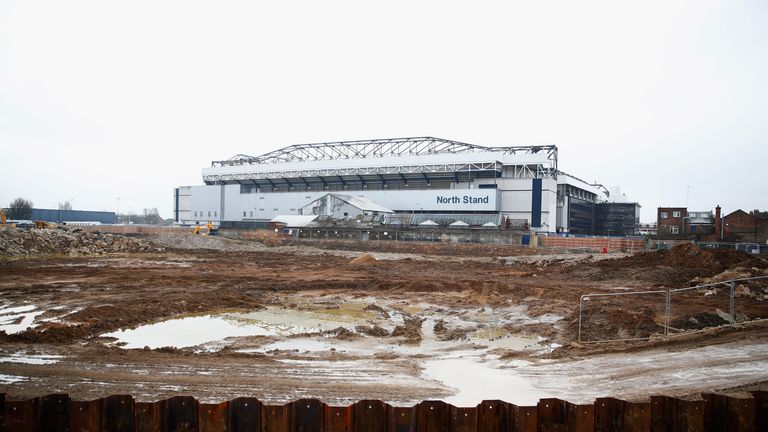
[540,236,645,253]
[578,276,768,343]
[295,228,523,245]
[77,225,191,235]
[2,392,767,431]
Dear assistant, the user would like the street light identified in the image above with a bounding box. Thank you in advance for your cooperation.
[116,198,120,224]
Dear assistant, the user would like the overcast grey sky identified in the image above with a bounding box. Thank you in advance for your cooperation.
[1,1,766,222]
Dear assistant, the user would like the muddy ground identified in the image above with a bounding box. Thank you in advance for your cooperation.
[1,231,767,406]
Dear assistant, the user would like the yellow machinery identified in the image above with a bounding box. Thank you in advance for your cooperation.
[0,210,17,229]
[192,221,217,236]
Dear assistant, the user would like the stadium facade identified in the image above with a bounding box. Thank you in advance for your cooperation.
[174,137,615,233]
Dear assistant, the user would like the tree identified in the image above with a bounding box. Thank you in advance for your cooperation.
[142,208,162,225]
[58,201,72,210]
[7,197,33,220]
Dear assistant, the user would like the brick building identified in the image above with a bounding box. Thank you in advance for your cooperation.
[657,207,687,237]
[722,210,768,243]
[658,205,768,243]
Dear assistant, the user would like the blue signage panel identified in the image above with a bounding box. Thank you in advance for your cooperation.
[531,178,542,227]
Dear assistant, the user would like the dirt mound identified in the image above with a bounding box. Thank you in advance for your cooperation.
[433,319,470,341]
[363,304,390,318]
[691,268,753,285]
[354,325,389,337]
[575,303,660,342]
[150,233,267,252]
[671,312,730,330]
[582,244,767,285]
[329,327,360,340]
[391,316,425,344]
[0,227,163,257]
[350,253,378,265]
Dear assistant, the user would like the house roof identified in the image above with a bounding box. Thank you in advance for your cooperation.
[723,209,755,219]
[327,193,394,213]
[449,220,469,226]
[270,215,318,227]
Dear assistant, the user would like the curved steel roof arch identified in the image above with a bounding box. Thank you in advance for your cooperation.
[211,137,557,167]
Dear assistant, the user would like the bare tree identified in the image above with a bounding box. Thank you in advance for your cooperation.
[142,208,162,225]
[58,201,72,210]
[7,197,34,219]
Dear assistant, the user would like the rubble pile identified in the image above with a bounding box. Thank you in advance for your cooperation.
[583,243,768,285]
[0,227,163,257]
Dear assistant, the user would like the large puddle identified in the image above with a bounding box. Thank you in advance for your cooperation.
[100,300,570,404]
[0,352,63,365]
[422,358,552,406]
[103,303,558,351]
[103,307,377,349]
[0,304,45,334]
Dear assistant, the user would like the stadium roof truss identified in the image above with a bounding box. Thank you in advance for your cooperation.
[204,137,557,185]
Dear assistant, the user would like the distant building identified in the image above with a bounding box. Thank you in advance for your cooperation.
[657,207,688,237]
[657,205,767,243]
[300,193,394,221]
[30,208,116,225]
[636,223,657,236]
[555,174,602,235]
[686,210,715,236]
[595,202,641,236]
[722,209,768,243]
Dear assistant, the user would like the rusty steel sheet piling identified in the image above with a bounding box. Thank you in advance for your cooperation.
[1,393,767,431]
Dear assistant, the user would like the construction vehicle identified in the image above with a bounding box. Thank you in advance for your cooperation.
[192,221,218,236]
[34,221,50,229]
[0,209,6,226]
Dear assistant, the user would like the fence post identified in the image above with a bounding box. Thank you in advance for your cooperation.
[729,281,735,322]
[664,290,671,336]
[578,296,583,343]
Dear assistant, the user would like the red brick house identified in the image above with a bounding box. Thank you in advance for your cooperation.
[657,207,687,237]
[722,210,768,243]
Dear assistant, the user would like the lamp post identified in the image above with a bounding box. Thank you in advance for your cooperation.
[116,198,120,224]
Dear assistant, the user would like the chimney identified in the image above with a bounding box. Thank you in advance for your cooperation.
[715,205,722,240]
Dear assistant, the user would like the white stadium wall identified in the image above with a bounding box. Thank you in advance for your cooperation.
[176,180,557,230]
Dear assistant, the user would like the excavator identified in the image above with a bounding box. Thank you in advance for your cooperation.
[1,210,42,229]
[193,221,217,236]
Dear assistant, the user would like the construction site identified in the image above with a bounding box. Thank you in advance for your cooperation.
[1,223,767,429]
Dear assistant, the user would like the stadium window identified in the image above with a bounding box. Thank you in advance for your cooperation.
[660,212,668,219]
[243,211,246,217]
[214,211,217,217]
[670,226,679,234]
[208,211,211,217]
[249,211,253,217]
